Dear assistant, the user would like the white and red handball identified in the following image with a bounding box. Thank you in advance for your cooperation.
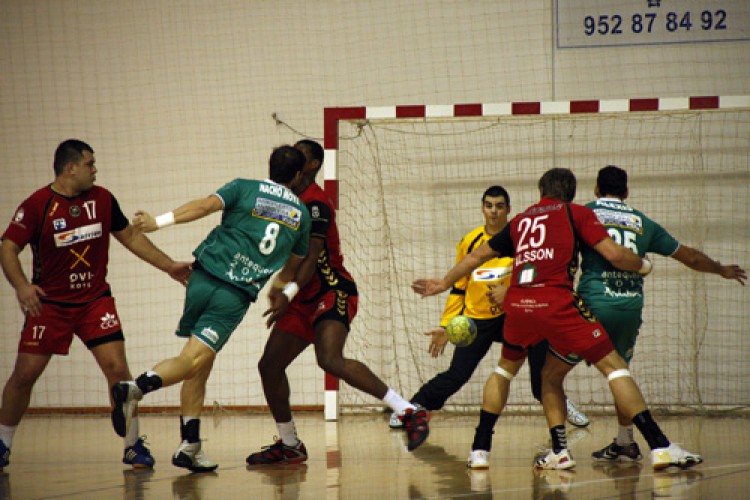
[446,315,477,347]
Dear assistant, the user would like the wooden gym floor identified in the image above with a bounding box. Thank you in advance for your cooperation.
[1,411,749,499]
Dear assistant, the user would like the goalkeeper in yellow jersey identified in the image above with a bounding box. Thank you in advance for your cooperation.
[389,186,589,429]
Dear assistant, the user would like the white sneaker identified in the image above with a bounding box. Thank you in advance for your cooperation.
[651,443,702,471]
[172,440,218,472]
[389,412,404,429]
[467,449,489,469]
[534,448,576,470]
[566,399,590,428]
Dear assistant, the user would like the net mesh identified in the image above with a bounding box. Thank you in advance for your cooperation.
[334,109,750,413]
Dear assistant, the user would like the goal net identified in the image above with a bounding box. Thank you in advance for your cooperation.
[331,99,750,414]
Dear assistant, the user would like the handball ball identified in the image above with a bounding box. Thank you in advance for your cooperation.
[446,315,477,347]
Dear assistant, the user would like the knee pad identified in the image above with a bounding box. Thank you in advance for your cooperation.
[494,366,515,381]
[607,369,632,382]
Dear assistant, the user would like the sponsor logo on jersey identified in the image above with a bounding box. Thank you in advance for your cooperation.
[594,209,643,233]
[473,266,512,282]
[69,205,81,217]
[254,197,302,229]
[54,223,102,247]
[53,218,67,230]
[100,312,120,330]
[259,182,299,202]
[201,327,219,344]
[13,208,25,222]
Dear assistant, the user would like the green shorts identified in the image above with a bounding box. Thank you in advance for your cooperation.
[177,269,253,352]
[590,305,642,363]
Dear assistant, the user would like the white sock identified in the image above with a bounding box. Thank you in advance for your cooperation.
[616,424,635,445]
[276,420,300,447]
[382,388,414,415]
[124,415,140,448]
[0,423,17,448]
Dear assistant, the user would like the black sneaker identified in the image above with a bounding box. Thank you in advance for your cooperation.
[246,438,308,465]
[592,439,642,462]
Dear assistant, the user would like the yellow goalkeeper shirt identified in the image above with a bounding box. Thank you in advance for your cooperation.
[439,225,513,326]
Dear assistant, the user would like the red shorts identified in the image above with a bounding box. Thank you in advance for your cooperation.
[502,287,613,364]
[274,290,358,343]
[19,296,124,355]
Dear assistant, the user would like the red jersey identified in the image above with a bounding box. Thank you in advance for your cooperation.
[489,198,609,289]
[296,182,357,302]
[2,185,128,304]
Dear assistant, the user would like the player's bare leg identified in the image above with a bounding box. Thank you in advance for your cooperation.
[468,356,524,469]
[313,320,429,451]
[0,353,50,470]
[593,350,702,470]
[535,354,577,470]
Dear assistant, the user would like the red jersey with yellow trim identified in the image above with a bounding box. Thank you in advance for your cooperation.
[2,185,128,304]
[295,182,357,302]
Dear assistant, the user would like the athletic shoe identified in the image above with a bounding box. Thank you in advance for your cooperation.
[172,440,218,472]
[0,439,9,471]
[566,399,590,428]
[123,437,155,468]
[403,406,430,451]
[592,439,642,462]
[467,449,489,469]
[651,443,702,471]
[534,448,577,470]
[389,412,403,429]
[111,381,143,438]
[246,439,308,465]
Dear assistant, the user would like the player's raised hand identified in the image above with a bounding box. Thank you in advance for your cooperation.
[720,264,747,285]
[412,278,448,297]
[132,210,158,233]
[423,328,448,357]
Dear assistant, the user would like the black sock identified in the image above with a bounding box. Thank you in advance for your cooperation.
[550,425,567,453]
[135,372,163,395]
[633,410,670,450]
[180,417,201,444]
[471,410,499,451]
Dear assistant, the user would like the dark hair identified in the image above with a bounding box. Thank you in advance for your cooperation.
[597,165,628,197]
[538,168,576,202]
[269,145,306,184]
[54,139,93,176]
[294,139,324,164]
[483,185,510,206]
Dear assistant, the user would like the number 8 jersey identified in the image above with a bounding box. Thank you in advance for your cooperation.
[193,178,311,300]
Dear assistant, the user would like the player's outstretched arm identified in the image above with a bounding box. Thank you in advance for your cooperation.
[133,195,224,233]
[412,242,499,298]
[593,237,652,275]
[671,245,747,285]
[113,225,192,285]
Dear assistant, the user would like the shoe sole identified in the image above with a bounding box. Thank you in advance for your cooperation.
[111,383,131,438]
[652,457,702,471]
[246,455,308,465]
[467,464,489,470]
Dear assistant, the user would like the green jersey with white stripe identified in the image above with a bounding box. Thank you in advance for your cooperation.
[578,197,678,311]
[193,178,310,299]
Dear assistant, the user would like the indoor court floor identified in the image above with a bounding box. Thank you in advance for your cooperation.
[1,411,748,499]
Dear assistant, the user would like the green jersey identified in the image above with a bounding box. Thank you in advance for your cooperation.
[193,178,310,299]
[578,197,678,311]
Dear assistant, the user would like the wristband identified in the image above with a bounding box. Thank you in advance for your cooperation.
[271,276,288,290]
[282,282,299,301]
[155,212,175,229]
[638,258,652,275]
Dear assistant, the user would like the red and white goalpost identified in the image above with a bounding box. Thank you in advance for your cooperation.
[321,96,750,420]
